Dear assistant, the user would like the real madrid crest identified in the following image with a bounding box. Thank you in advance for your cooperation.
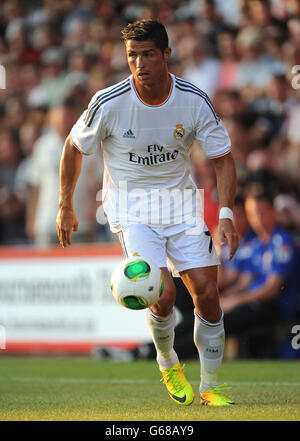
[173,123,185,140]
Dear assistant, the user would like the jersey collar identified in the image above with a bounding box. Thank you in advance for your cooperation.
[130,73,174,108]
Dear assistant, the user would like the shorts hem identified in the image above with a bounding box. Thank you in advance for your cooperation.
[172,258,220,277]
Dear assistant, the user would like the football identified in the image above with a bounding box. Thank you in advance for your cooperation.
[110,256,164,310]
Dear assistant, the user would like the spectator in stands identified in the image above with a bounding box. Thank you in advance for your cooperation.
[182,37,221,96]
[217,29,240,91]
[274,193,300,238]
[0,128,27,244]
[28,46,68,108]
[14,121,41,219]
[196,0,228,56]
[235,26,287,97]
[249,74,298,146]
[26,100,102,246]
[0,187,27,245]
[245,0,287,34]
[221,192,299,356]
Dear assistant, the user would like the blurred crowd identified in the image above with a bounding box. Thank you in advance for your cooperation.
[0,0,300,248]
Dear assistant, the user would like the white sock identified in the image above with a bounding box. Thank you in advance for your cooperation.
[146,308,179,371]
[193,309,225,393]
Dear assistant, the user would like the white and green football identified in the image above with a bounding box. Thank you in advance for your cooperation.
[110,256,164,310]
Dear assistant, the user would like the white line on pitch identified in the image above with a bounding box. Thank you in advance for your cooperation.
[0,376,299,387]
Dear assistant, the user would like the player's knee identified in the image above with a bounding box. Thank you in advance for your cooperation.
[192,279,218,304]
[191,281,221,322]
[204,282,219,303]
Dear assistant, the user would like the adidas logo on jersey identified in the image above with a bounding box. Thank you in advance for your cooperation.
[123,129,135,138]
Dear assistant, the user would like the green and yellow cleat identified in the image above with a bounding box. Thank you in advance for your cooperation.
[160,362,194,406]
[200,383,234,406]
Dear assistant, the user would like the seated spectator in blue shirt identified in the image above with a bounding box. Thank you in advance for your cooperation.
[218,195,256,290]
[221,192,299,341]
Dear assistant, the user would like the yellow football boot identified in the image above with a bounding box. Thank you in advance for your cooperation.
[200,383,234,406]
[160,362,194,406]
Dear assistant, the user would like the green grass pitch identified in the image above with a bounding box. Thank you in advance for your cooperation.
[0,357,299,421]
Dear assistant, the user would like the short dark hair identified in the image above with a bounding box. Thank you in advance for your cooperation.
[248,189,275,207]
[121,19,169,53]
[254,193,275,206]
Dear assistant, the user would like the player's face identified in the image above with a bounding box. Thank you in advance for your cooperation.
[125,40,171,87]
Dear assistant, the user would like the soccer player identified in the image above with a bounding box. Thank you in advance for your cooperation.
[56,20,239,406]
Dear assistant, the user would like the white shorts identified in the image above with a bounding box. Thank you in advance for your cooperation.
[117,223,220,277]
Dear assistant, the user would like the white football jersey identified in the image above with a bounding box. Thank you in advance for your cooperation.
[70,73,231,231]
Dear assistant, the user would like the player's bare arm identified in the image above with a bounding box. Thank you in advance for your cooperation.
[56,135,82,248]
[210,152,239,260]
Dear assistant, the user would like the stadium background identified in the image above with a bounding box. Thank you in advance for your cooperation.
[0,0,300,359]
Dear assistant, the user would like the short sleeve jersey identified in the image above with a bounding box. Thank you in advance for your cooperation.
[70,74,231,230]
